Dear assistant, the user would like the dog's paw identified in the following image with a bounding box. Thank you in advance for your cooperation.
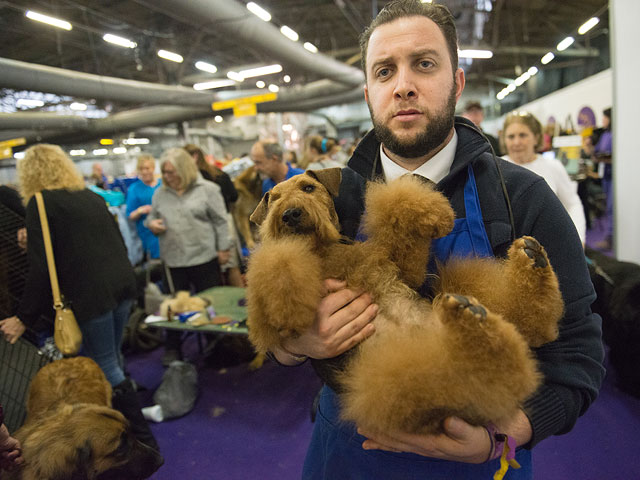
[439,293,488,325]
[510,236,550,269]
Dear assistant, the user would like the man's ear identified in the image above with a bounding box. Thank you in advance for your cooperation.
[306,168,342,197]
[250,192,270,226]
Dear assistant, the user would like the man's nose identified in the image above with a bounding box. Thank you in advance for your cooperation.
[393,68,417,100]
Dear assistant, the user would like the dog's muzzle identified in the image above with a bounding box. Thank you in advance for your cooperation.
[282,208,302,227]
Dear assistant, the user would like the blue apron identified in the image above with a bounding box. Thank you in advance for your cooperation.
[302,166,533,479]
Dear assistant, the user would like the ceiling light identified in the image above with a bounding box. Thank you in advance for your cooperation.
[527,66,539,76]
[238,64,282,78]
[514,76,525,87]
[214,115,223,123]
[246,2,271,22]
[69,149,86,156]
[103,33,137,49]
[304,42,318,53]
[113,147,127,154]
[226,71,244,82]
[13,152,25,160]
[93,149,108,156]
[70,102,87,111]
[458,49,493,59]
[25,10,72,30]
[496,92,505,100]
[280,26,299,42]
[193,79,236,90]
[195,61,218,73]
[283,75,291,83]
[556,36,574,52]
[122,138,150,145]
[541,52,555,64]
[268,84,279,93]
[420,0,433,3]
[578,17,600,35]
[282,124,293,132]
[256,80,266,88]
[506,84,516,93]
[157,50,183,63]
[16,99,44,108]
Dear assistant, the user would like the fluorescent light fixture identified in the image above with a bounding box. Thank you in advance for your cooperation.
[103,33,137,49]
[578,17,600,35]
[268,84,279,93]
[514,76,525,87]
[113,147,127,154]
[246,2,271,22]
[280,25,299,42]
[496,92,505,100]
[238,64,282,79]
[541,52,555,64]
[506,83,516,93]
[214,115,223,123]
[256,80,266,88]
[282,124,293,132]
[13,152,25,160]
[25,10,72,30]
[157,50,183,63]
[420,0,433,3]
[193,79,236,90]
[226,71,244,82]
[93,149,108,156]
[527,66,539,76]
[304,42,318,53]
[70,102,87,111]
[195,61,218,73]
[458,49,493,59]
[556,36,574,51]
[16,99,44,108]
[122,138,150,145]
[69,149,86,156]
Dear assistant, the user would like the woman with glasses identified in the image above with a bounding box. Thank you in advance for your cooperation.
[502,112,586,245]
[147,148,231,365]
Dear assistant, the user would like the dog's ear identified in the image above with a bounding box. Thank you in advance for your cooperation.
[68,442,94,480]
[250,191,270,226]
[306,168,342,197]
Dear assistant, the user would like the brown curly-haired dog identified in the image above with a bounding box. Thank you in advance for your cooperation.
[247,169,563,435]
[7,357,163,480]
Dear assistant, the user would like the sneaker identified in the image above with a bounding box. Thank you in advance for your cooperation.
[161,349,182,367]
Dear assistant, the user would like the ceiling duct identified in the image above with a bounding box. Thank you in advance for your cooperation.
[135,0,365,87]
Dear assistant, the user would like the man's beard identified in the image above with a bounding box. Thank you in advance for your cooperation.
[369,84,457,159]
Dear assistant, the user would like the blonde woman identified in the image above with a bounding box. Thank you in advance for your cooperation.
[146,148,231,364]
[126,154,161,258]
[0,144,162,458]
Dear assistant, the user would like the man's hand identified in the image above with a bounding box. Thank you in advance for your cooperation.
[0,424,24,471]
[358,417,492,464]
[280,279,378,361]
[16,228,27,251]
[0,316,26,345]
[147,218,167,235]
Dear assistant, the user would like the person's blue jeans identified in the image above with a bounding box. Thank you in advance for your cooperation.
[78,299,132,386]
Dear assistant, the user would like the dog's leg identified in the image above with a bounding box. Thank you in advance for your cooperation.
[362,176,455,288]
[247,237,324,354]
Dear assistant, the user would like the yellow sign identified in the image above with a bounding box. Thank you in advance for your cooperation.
[100,138,114,145]
[0,146,12,160]
[233,103,257,117]
[0,137,26,149]
[212,92,277,118]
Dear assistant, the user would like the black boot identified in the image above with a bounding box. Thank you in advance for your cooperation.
[112,378,162,453]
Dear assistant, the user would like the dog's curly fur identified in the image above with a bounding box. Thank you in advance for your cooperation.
[247,169,564,435]
[7,357,163,480]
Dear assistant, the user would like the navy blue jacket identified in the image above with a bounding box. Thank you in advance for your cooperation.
[313,117,604,448]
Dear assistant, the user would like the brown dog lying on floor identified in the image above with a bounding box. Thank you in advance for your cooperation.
[6,357,163,480]
[247,169,563,435]
[233,165,263,250]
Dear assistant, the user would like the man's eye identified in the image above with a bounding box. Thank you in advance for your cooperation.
[303,185,315,193]
[377,68,390,78]
[419,60,433,69]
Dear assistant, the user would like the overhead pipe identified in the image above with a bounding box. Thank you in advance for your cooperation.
[136,0,365,87]
[0,112,89,130]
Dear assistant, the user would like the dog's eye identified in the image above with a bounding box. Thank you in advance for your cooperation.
[303,184,315,193]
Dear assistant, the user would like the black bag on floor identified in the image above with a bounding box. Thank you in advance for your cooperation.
[153,360,198,419]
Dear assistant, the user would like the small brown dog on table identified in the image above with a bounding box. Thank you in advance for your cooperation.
[247,169,563,435]
[6,357,163,480]
[232,165,263,250]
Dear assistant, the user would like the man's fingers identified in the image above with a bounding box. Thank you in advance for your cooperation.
[318,288,366,318]
[322,278,347,294]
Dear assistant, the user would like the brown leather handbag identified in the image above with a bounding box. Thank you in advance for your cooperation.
[35,192,83,356]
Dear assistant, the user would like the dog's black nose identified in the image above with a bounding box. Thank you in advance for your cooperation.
[282,208,302,226]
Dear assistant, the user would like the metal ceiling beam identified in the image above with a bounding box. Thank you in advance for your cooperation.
[135,0,365,87]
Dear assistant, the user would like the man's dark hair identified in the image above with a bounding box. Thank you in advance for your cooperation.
[359,0,459,77]
[263,142,283,162]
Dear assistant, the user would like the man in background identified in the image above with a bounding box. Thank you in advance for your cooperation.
[250,141,303,195]
[462,100,501,155]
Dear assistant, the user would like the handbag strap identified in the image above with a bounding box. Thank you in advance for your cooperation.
[35,192,64,309]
